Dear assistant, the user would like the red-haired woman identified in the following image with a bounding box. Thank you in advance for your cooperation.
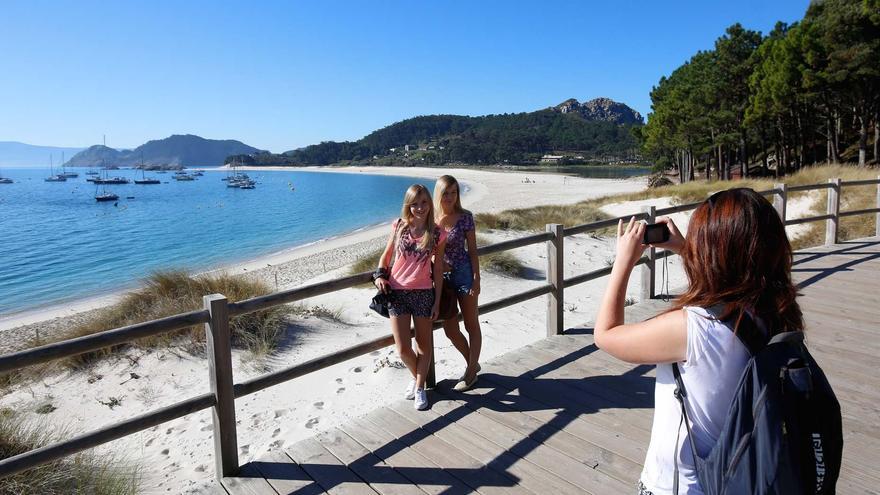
[594,188,803,495]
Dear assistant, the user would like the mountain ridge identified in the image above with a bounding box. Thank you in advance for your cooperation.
[65,134,262,168]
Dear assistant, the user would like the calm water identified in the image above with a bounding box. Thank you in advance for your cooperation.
[0,168,426,315]
[0,165,641,316]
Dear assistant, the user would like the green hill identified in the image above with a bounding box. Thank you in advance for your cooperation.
[234,98,643,167]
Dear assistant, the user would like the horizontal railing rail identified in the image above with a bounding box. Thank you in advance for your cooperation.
[1,176,878,480]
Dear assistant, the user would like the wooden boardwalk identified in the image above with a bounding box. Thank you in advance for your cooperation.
[219,238,880,494]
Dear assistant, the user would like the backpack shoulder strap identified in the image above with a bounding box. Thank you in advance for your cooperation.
[704,306,768,356]
[672,363,701,495]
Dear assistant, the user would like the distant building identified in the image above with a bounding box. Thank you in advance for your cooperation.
[404,144,412,152]
[540,154,564,164]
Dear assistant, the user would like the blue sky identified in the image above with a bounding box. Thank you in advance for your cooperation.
[1,1,809,152]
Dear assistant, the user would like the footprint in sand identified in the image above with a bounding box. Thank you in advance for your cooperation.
[165,428,173,435]
[305,417,319,429]
[274,409,287,419]
[161,449,170,455]
[200,424,212,432]
[313,401,324,410]
[240,445,249,455]
[145,438,155,447]
[270,439,284,449]
[272,428,281,438]
[336,387,345,394]
[335,378,343,384]
[194,465,206,473]
[351,366,363,373]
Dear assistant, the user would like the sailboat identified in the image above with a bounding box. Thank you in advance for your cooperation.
[134,153,160,184]
[44,154,66,182]
[94,182,118,202]
[60,152,78,178]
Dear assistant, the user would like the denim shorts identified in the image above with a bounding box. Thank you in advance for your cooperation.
[443,259,473,295]
[388,289,434,318]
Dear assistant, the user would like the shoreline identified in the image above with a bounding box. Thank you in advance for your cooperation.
[0,166,645,334]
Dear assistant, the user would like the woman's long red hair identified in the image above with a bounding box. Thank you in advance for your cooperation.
[673,188,803,335]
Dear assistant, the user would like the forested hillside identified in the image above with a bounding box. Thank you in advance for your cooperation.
[231,98,643,167]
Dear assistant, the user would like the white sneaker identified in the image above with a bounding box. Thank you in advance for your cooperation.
[414,387,429,410]
[403,379,416,400]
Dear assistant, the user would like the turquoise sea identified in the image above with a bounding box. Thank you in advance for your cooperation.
[0,168,429,316]
[0,166,646,316]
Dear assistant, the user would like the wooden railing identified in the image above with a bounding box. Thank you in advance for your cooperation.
[0,177,878,480]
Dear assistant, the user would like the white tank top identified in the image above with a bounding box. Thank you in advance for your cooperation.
[639,306,751,494]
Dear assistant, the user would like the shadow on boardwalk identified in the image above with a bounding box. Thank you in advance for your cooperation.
[224,339,654,494]
[221,237,880,494]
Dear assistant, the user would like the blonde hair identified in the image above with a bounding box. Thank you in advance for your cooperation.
[433,175,465,217]
[399,184,436,252]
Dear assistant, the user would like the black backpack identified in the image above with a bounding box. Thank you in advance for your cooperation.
[672,325,843,495]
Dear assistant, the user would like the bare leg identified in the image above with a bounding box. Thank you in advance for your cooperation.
[412,316,434,389]
[443,317,470,365]
[390,315,417,378]
[458,292,482,383]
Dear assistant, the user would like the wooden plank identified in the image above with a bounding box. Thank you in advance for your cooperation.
[250,450,324,495]
[384,401,546,495]
[314,427,425,495]
[475,350,654,434]
[458,378,650,456]
[363,407,527,495]
[340,416,472,495]
[390,402,587,495]
[430,393,638,492]
[437,382,647,465]
[285,436,378,495]
[221,462,280,495]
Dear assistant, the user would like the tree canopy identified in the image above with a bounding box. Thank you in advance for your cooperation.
[641,0,880,181]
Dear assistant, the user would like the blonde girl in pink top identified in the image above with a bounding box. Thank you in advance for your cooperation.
[374,184,447,410]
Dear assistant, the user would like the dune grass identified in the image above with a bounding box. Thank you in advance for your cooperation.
[61,270,288,366]
[475,165,879,249]
[475,235,526,277]
[1,271,288,388]
[0,409,138,494]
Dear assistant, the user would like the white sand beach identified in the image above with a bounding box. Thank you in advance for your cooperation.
[0,167,816,494]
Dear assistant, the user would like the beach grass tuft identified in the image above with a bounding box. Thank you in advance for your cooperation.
[60,270,287,366]
[476,235,526,277]
[475,202,610,232]
[0,409,139,494]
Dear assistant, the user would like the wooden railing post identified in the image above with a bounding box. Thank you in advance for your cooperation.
[204,294,239,479]
[826,178,841,245]
[546,224,564,336]
[641,206,656,300]
[773,182,787,223]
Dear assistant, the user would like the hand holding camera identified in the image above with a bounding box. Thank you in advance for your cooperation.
[645,217,685,254]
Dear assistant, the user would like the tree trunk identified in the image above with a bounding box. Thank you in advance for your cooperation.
[874,110,879,164]
[760,129,770,175]
[717,145,723,181]
[741,132,749,178]
[833,113,841,163]
[858,111,868,167]
[826,116,833,164]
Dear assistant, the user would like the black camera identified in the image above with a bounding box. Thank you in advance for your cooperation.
[643,223,670,244]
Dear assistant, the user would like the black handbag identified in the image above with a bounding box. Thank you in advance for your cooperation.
[369,219,403,318]
[369,291,391,318]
